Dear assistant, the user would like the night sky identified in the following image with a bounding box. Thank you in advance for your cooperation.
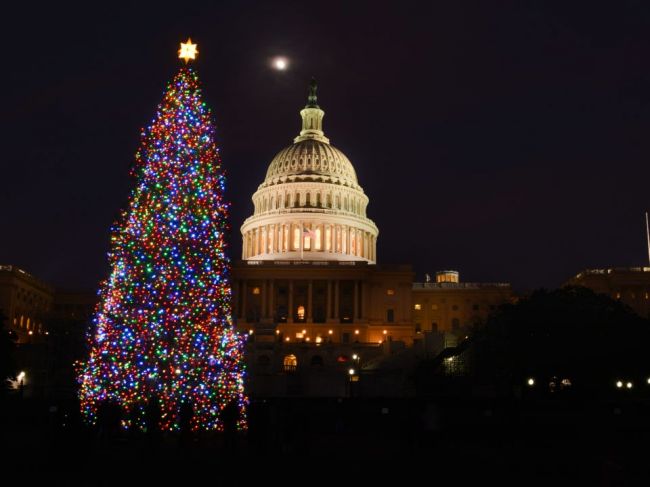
[3,1,650,292]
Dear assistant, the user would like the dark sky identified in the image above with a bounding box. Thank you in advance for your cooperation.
[3,1,650,292]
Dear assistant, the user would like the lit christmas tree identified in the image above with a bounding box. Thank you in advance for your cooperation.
[78,40,247,432]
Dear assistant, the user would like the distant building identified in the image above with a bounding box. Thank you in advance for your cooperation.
[0,265,54,343]
[566,267,650,318]
[412,270,512,334]
[0,265,97,397]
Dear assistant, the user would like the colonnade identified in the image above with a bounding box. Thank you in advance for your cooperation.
[235,278,367,324]
[242,222,376,261]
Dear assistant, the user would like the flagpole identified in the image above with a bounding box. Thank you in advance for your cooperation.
[646,211,650,267]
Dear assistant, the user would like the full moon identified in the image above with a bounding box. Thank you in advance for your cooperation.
[272,57,289,70]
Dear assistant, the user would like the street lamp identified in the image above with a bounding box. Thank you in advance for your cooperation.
[17,371,25,397]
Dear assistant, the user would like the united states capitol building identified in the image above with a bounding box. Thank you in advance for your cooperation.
[0,81,514,398]
[230,81,512,396]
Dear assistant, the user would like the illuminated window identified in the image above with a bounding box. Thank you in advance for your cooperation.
[314,227,322,250]
[615,292,621,299]
[283,354,297,372]
[293,227,300,250]
[252,287,260,295]
[646,293,649,300]
[414,304,421,310]
[386,289,395,296]
[297,306,305,320]
[325,226,331,251]
[431,304,438,310]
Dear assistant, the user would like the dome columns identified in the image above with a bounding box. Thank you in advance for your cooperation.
[241,218,377,263]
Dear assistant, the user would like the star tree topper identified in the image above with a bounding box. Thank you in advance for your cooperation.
[178,38,198,63]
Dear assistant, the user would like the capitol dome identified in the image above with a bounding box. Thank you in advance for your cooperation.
[261,139,360,191]
[241,80,378,263]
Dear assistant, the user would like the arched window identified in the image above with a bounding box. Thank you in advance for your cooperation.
[310,355,324,367]
[297,306,305,321]
[293,227,300,250]
[283,354,298,372]
[304,227,311,250]
[314,227,322,250]
[327,194,332,208]
[305,193,311,207]
[316,193,321,207]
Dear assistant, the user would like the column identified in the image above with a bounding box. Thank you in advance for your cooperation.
[307,280,313,322]
[275,225,280,253]
[326,280,332,319]
[362,232,366,258]
[353,280,359,321]
[359,280,368,323]
[269,279,275,321]
[261,280,267,319]
[334,280,340,320]
[288,280,294,323]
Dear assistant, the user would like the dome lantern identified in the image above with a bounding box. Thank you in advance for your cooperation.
[294,78,329,144]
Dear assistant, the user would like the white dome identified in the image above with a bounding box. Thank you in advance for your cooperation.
[261,139,360,191]
[241,81,378,263]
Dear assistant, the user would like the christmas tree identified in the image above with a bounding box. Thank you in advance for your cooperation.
[78,40,247,432]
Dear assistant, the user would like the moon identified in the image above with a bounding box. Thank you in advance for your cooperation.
[271,56,289,71]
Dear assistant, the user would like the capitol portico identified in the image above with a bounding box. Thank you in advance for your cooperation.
[240,80,378,263]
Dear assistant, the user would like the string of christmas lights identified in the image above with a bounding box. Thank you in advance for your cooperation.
[78,66,248,432]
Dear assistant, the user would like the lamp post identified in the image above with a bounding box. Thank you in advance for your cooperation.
[17,371,25,398]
